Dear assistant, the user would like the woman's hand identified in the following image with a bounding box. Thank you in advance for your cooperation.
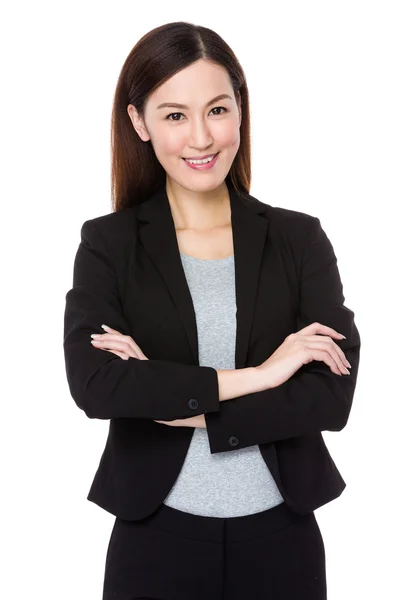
[90,325,206,428]
[90,324,149,360]
[256,322,351,389]
[154,415,207,429]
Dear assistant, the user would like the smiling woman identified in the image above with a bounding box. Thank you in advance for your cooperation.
[125,59,242,203]
[64,19,360,600]
[109,23,249,214]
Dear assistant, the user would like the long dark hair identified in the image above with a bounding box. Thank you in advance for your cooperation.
[110,21,252,212]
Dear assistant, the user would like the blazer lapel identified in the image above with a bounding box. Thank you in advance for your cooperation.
[136,182,268,369]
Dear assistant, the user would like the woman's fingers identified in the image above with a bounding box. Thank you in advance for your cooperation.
[91,336,141,359]
[107,350,130,360]
[91,331,149,360]
[298,322,345,340]
[101,324,120,334]
[333,343,351,369]
[306,348,342,375]
[297,323,351,374]
[91,338,136,358]
[304,335,351,369]
[126,337,148,360]
[305,340,350,375]
[99,326,143,358]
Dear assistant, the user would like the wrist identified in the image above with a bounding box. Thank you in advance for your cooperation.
[248,366,274,393]
[216,366,272,402]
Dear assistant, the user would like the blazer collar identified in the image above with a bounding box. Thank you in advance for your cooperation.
[136,182,269,369]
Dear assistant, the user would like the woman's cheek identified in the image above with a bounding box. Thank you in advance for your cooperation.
[216,122,240,149]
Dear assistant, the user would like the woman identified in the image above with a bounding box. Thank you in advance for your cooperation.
[63,21,361,600]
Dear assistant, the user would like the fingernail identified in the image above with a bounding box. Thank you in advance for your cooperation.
[101,324,111,331]
[91,334,100,338]
[346,360,352,368]
[339,334,346,339]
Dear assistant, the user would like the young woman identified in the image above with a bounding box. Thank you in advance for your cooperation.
[63,21,361,600]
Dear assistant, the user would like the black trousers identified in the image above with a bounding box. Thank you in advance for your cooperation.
[102,501,327,600]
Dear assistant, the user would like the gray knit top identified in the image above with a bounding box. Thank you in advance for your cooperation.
[162,251,285,517]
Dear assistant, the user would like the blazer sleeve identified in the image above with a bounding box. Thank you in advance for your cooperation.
[63,219,220,420]
[205,216,361,454]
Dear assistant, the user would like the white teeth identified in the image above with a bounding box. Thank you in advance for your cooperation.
[185,154,216,165]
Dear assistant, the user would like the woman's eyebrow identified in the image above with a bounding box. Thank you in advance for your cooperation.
[156,93,232,110]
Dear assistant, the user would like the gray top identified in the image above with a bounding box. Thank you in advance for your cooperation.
[162,251,284,517]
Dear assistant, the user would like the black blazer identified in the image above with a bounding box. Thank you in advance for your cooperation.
[63,181,361,521]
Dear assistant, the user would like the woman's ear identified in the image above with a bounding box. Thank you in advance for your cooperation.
[236,91,242,127]
[127,104,150,142]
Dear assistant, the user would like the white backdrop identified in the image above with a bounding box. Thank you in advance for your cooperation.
[1,1,416,598]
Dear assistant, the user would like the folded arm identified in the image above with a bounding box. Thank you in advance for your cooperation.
[205,216,361,453]
[63,219,220,420]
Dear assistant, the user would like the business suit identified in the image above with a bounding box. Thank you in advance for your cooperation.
[63,180,360,524]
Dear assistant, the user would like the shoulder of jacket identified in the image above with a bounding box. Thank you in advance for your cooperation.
[245,191,321,243]
[244,190,318,225]
[268,204,319,229]
[80,205,138,249]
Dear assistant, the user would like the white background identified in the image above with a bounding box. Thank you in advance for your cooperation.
[1,1,416,598]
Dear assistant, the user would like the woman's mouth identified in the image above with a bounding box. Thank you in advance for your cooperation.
[182,152,220,171]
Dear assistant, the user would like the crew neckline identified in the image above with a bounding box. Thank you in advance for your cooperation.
[179,251,234,262]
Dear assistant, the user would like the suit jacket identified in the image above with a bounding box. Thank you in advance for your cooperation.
[63,181,361,520]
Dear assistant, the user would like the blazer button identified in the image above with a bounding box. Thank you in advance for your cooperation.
[228,435,239,447]
[188,398,199,410]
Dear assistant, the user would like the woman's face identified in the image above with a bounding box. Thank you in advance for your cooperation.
[128,59,242,193]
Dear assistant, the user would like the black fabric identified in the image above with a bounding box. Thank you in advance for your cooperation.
[63,181,361,520]
[102,501,327,599]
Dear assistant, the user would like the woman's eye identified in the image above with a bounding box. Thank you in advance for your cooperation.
[166,106,228,121]
[166,112,184,121]
[211,106,227,116]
